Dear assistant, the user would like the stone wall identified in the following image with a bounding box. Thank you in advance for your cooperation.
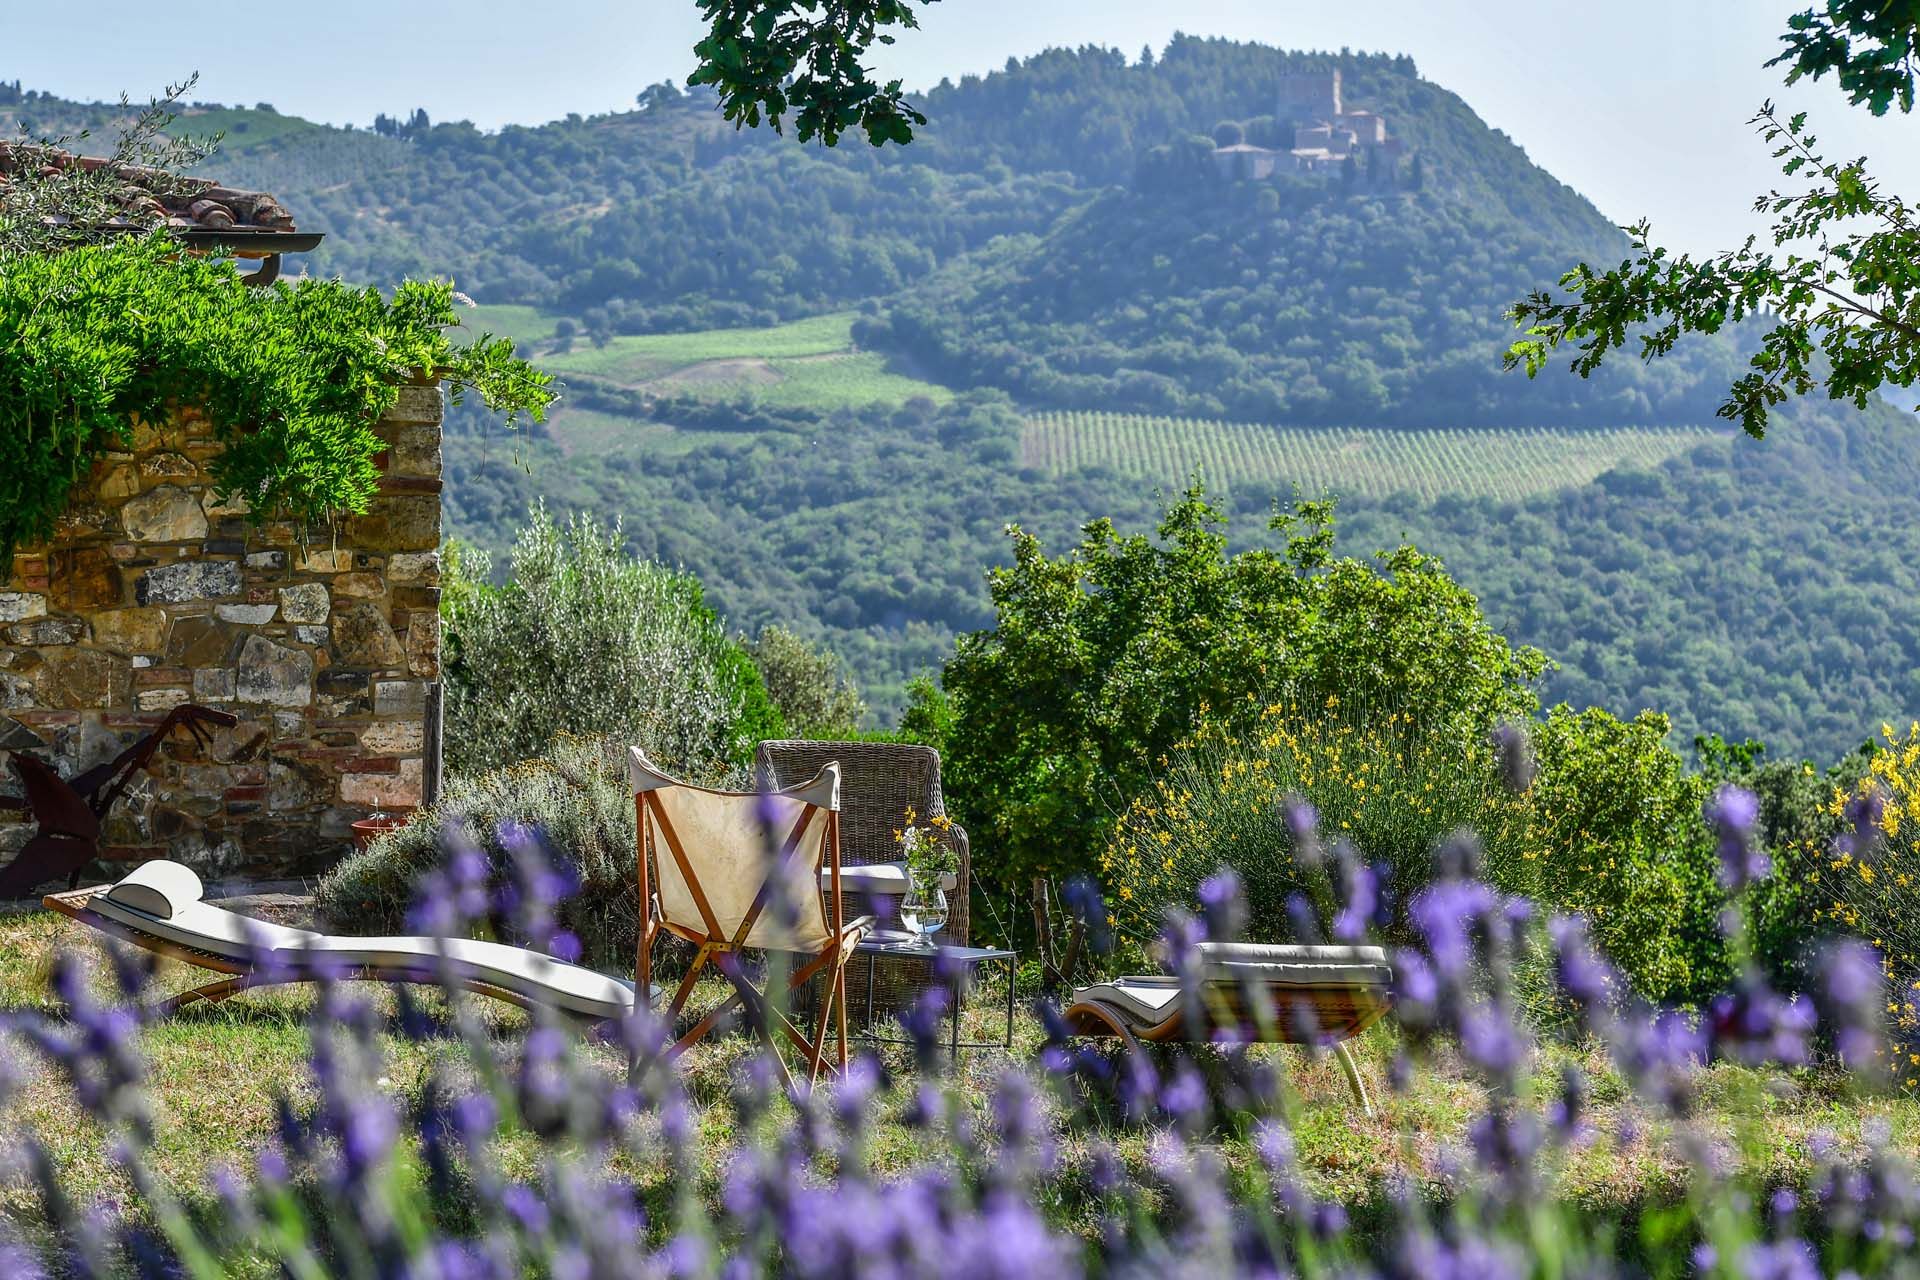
[0,379,444,883]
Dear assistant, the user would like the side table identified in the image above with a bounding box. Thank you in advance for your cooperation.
[853,936,1017,1058]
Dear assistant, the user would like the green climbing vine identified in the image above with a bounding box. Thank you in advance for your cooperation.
[0,236,553,557]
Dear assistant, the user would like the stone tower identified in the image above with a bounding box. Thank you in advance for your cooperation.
[1277,69,1341,122]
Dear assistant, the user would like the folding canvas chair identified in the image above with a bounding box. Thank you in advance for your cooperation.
[630,747,867,1088]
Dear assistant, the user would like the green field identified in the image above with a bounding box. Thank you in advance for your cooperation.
[1022,412,1724,502]
[507,311,954,411]
[539,312,861,383]
[543,408,747,457]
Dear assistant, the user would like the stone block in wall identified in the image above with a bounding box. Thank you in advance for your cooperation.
[89,608,167,654]
[383,385,444,425]
[340,756,424,808]
[388,425,441,478]
[359,720,424,754]
[136,560,241,605]
[387,552,439,584]
[234,634,314,708]
[278,583,329,623]
[49,546,122,611]
[332,572,385,599]
[35,649,131,709]
[0,594,47,623]
[139,452,198,481]
[332,603,406,668]
[120,485,208,543]
[298,547,353,574]
[7,619,84,646]
[165,616,245,667]
[374,680,428,716]
[347,495,440,553]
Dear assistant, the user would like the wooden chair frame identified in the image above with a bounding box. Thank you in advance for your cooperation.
[635,787,861,1090]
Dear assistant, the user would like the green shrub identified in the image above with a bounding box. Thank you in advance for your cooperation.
[942,486,1546,898]
[747,624,867,738]
[443,506,781,780]
[1518,707,1729,1004]
[315,735,638,967]
[1104,699,1527,948]
[0,237,549,559]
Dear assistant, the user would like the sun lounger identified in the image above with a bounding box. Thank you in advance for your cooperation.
[1063,943,1393,1113]
[42,860,648,1024]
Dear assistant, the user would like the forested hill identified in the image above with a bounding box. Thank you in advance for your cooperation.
[9,40,1691,423]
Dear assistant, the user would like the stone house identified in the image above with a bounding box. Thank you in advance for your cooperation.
[0,162,446,884]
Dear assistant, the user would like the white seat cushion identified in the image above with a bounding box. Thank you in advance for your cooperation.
[818,861,955,893]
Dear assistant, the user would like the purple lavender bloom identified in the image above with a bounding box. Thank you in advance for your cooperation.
[1490,721,1537,792]
[1282,795,1323,868]
[1836,785,1889,862]
[1459,1004,1526,1082]
[1706,972,1815,1067]
[1158,1064,1209,1127]
[1409,878,1497,977]
[1548,915,1616,1011]
[1739,1238,1821,1280]
[1705,783,1770,890]
[502,1183,550,1235]
[1815,939,1886,1069]
[1197,867,1247,941]
[1284,892,1324,946]
[1331,848,1379,943]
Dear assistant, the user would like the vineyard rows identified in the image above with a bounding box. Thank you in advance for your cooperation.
[1020,412,1721,503]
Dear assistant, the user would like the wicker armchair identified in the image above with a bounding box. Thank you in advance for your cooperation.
[754,740,971,945]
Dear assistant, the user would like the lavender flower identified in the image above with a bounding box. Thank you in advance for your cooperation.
[1489,721,1536,792]
[1705,783,1770,890]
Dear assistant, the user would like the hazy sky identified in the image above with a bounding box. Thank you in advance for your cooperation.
[5,0,1919,256]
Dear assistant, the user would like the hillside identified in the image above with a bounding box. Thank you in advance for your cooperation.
[5,43,1915,759]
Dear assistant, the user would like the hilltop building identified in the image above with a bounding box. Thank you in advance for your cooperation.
[1211,68,1406,180]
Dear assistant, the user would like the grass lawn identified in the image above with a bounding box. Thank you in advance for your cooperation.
[4,900,1917,1258]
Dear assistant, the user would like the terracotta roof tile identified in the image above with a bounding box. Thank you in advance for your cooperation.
[0,144,305,248]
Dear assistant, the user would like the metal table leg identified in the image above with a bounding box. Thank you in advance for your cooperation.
[1003,957,1016,1050]
[864,951,877,1033]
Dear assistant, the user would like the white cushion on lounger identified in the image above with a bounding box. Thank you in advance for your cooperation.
[90,861,643,1021]
[103,860,206,920]
[1074,977,1185,1024]
[1196,942,1392,986]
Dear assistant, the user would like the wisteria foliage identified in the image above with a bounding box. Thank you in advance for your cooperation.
[0,797,1912,1279]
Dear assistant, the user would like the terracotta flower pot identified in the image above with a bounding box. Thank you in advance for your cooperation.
[350,811,412,852]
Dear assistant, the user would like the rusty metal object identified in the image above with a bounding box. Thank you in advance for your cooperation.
[0,704,239,898]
